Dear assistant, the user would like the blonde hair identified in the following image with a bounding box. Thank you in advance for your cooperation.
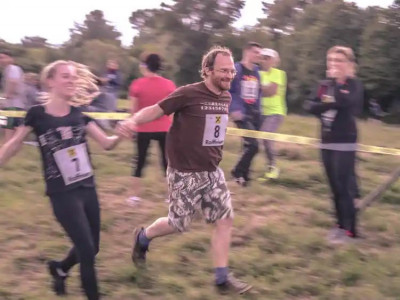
[39,60,99,106]
[327,46,357,77]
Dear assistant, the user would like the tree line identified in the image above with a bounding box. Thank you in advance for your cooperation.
[1,0,399,122]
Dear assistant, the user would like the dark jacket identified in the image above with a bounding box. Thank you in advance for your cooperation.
[229,62,261,116]
[304,78,364,144]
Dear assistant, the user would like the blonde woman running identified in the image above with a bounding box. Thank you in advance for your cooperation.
[0,60,129,299]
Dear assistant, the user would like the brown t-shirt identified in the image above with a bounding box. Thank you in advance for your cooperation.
[158,82,231,172]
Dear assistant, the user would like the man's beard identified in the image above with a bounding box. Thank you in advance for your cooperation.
[212,77,231,91]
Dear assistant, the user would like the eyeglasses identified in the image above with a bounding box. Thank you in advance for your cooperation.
[327,58,348,63]
[214,68,237,76]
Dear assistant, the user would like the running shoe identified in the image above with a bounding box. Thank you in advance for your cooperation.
[131,227,148,267]
[216,273,252,294]
[47,260,68,295]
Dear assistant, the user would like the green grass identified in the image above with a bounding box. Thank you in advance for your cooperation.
[0,114,399,299]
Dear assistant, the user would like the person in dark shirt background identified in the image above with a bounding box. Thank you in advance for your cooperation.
[304,46,364,244]
[229,42,262,186]
[99,58,122,112]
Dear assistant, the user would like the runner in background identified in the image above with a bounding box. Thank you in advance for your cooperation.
[229,42,262,186]
[258,48,287,181]
[0,50,26,144]
[0,60,129,299]
[128,53,175,203]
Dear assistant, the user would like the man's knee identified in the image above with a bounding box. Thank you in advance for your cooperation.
[168,215,192,233]
[215,217,233,229]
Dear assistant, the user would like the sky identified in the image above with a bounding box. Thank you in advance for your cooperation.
[0,0,394,46]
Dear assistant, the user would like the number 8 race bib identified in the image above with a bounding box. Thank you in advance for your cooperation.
[202,114,228,146]
[53,143,93,185]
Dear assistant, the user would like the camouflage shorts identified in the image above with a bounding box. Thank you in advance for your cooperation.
[167,167,234,232]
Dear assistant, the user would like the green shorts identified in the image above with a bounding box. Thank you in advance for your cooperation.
[0,107,24,129]
[167,167,234,232]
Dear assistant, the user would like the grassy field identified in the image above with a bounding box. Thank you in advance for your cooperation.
[0,114,399,300]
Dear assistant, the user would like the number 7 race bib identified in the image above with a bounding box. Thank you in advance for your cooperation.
[202,114,228,146]
[53,143,93,185]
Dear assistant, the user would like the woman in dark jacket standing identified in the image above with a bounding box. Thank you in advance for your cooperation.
[304,46,364,244]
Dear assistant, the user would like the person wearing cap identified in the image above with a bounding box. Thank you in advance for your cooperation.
[228,42,262,186]
[258,48,287,181]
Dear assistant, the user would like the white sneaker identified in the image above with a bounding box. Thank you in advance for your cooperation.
[126,196,142,206]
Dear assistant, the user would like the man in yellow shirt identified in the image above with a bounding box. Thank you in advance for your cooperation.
[258,49,287,180]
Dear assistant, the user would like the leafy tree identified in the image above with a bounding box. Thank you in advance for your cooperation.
[270,1,366,111]
[67,10,122,48]
[21,36,48,48]
[129,0,245,85]
[358,5,400,112]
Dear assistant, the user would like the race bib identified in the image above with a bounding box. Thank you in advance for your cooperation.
[321,109,338,131]
[240,80,258,100]
[202,114,228,146]
[53,143,93,185]
[0,116,7,126]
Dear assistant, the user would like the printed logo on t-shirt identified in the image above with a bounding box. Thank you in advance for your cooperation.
[321,109,337,131]
[38,124,91,182]
[240,75,259,104]
[56,126,73,140]
[200,101,229,112]
[202,114,228,146]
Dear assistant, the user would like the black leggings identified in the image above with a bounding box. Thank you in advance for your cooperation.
[133,132,168,177]
[321,150,357,236]
[232,118,260,179]
[50,187,100,300]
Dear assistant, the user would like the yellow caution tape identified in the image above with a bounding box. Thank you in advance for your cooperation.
[1,110,399,156]
[226,128,400,156]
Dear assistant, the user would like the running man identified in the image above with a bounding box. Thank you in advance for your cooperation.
[119,46,252,294]
[229,42,262,186]
[258,48,287,181]
[0,60,128,299]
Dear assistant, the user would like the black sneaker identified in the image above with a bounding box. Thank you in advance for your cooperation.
[47,260,67,296]
[216,273,252,294]
[131,227,148,267]
[231,170,248,187]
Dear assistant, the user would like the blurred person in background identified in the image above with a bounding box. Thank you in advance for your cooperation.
[24,72,40,109]
[22,72,40,146]
[81,78,115,130]
[258,48,287,181]
[229,42,262,186]
[0,50,26,144]
[99,58,121,112]
[304,46,364,244]
[128,53,175,203]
